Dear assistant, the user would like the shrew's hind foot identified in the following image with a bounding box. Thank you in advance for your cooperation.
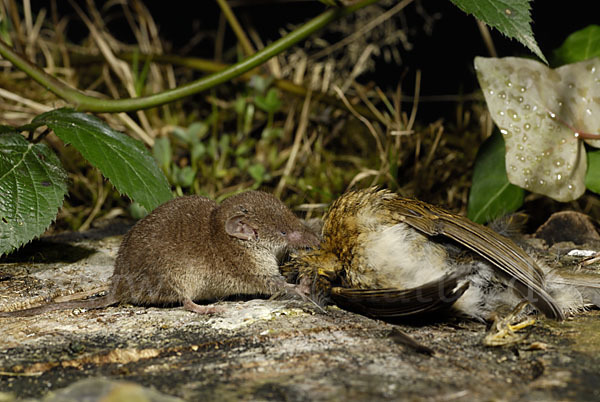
[183,298,223,314]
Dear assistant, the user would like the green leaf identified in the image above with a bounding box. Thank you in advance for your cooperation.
[128,202,148,220]
[0,131,68,256]
[234,96,246,115]
[219,134,231,155]
[585,150,600,194]
[191,142,206,164]
[249,75,273,95]
[33,108,173,211]
[450,0,546,63]
[153,137,172,173]
[255,88,282,113]
[243,103,255,134]
[248,163,266,183]
[317,0,339,6]
[468,130,524,224]
[553,25,600,66]
[175,166,196,188]
[475,56,600,202]
[261,127,283,140]
[187,122,209,142]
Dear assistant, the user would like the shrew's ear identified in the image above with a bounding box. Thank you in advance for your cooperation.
[225,215,257,240]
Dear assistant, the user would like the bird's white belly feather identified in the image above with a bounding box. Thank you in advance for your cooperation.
[362,223,450,289]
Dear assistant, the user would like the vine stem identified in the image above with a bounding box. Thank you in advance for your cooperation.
[0,0,380,113]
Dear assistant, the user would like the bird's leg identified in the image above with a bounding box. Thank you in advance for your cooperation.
[483,300,536,346]
[268,277,328,314]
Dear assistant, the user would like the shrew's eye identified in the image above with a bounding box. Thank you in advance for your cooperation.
[280,231,287,236]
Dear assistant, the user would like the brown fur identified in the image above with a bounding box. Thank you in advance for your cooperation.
[1,191,319,317]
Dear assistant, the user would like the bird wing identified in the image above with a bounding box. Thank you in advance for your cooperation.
[386,197,564,320]
[330,273,469,319]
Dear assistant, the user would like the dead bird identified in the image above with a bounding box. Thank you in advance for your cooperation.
[283,187,600,328]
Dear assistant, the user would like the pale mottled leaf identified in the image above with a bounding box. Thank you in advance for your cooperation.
[475,56,600,202]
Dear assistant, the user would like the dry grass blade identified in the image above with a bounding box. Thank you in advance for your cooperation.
[406,69,420,134]
[424,122,444,168]
[116,112,154,146]
[311,0,415,61]
[68,0,154,139]
[69,0,135,95]
[477,19,497,58]
[347,169,380,189]
[332,85,385,161]
[78,177,108,232]
[353,83,390,128]
[340,43,376,92]
[275,91,312,198]
[0,87,53,113]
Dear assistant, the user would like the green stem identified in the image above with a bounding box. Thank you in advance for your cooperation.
[100,52,378,119]
[0,0,379,113]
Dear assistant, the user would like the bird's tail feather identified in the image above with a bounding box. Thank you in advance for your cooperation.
[545,269,600,314]
[330,273,470,319]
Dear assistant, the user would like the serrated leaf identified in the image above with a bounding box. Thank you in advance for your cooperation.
[33,108,173,211]
[450,0,546,63]
[475,56,600,202]
[0,132,68,256]
[553,25,600,66]
[468,130,524,224]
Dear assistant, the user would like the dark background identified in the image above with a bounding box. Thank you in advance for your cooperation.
[111,1,597,90]
[29,0,598,118]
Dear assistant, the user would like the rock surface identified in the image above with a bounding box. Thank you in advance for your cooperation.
[0,223,599,401]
